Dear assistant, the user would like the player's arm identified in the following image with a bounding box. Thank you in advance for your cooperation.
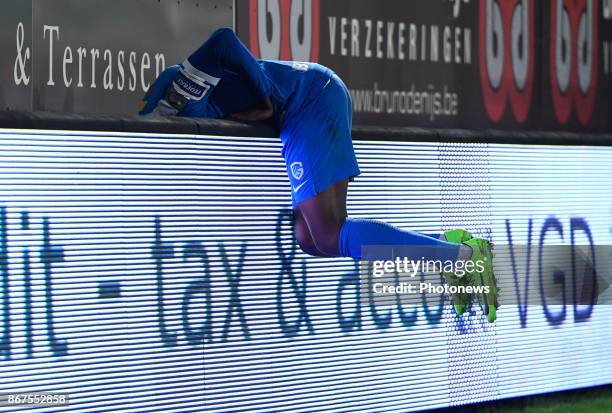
[141,28,274,120]
[186,28,272,103]
[179,28,274,120]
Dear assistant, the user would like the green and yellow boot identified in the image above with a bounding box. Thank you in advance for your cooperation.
[442,229,473,316]
[462,237,500,323]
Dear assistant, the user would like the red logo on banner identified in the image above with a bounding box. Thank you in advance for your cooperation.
[479,0,535,123]
[550,0,599,125]
[248,0,320,61]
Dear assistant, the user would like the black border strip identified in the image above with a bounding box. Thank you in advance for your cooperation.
[0,110,611,146]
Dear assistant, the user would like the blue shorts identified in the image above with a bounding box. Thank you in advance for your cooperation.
[280,73,361,208]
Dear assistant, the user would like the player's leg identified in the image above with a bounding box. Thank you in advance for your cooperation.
[284,72,466,262]
[297,179,469,261]
[294,177,471,258]
[296,178,473,317]
[293,207,328,257]
[298,181,497,321]
[282,72,498,320]
[294,179,349,257]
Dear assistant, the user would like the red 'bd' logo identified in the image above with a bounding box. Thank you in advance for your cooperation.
[479,0,535,124]
[248,0,320,61]
[550,0,599,125]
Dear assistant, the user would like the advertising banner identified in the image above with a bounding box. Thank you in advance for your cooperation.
[236,0,612,132]
[2,0,611,133]
[0,128,610,412]
[0,0,232,115]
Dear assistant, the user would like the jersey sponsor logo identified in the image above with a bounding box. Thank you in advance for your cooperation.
[290,161,304,180]
[550,0,598,125]
[478,0,535,123]
[248,0,320,62]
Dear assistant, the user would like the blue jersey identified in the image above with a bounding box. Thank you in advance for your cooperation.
[140,28,359,208]
[139,28,333,128]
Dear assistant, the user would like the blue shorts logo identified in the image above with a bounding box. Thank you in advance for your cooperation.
[290,162,304,180]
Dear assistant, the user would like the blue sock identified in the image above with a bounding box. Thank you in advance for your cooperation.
[338,218,459,261]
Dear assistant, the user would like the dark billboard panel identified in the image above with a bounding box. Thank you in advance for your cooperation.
[236,0,612,132]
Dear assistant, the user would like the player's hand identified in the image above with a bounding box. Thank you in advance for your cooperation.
[229,97,274,122]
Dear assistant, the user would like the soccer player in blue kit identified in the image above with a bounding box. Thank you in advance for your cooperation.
[139,28,499,322]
